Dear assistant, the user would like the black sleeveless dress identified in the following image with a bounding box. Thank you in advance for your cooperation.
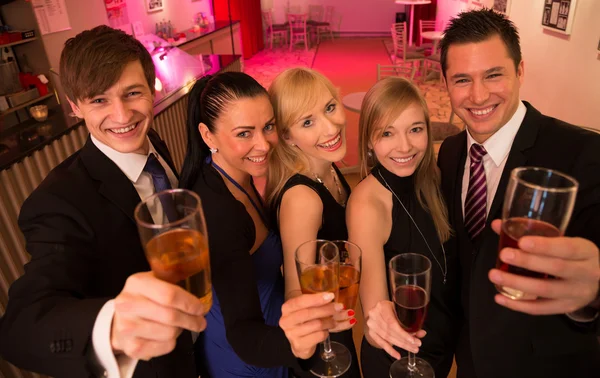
[360,164,459,378]
[271,164,361,378]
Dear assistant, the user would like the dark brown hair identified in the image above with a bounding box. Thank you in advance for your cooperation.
[440,8,522,77]
[59,25,155,102]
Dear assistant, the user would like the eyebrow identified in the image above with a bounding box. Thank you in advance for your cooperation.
[231,117,275,132]
[294,98,336,124]
[123,84,147,92]
[450,66,505,80]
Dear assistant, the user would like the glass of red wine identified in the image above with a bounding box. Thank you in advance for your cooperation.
[295,240,351,377]
[388,253,433,378]
[496,167,578,300]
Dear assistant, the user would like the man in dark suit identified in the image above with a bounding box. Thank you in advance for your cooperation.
[0,26,206,377]
[437,9,600,378]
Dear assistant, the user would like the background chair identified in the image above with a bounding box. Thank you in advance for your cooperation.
[312,5,335,43]
[390,23,425,72]
[419,20,437,53]
[377,63,417,81]
[262,10,288,49]
[288,13,309,51]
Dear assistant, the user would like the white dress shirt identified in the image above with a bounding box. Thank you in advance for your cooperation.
[90,135,178,378]
[461,101,527,218]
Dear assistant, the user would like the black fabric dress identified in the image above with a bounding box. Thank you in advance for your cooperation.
[360,164,459,378]
[271,164,361,378]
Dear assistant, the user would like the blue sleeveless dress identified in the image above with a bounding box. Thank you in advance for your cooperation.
[199,158,289,378]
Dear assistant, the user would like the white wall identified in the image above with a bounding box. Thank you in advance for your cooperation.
[41,0,212,71]
[436,0,600,130]
[262,0,406,33]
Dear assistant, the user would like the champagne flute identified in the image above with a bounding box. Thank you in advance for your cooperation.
[295,240,351,377]
[495,167,578,300]
[330,240,362,311]
[389,253,433,378]
[134,188,212,312]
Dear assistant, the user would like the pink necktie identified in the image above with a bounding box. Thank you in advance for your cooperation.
[464,144,488,240]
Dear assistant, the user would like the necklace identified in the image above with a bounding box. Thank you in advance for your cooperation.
[314,165,345,207]
[378,170,447,284]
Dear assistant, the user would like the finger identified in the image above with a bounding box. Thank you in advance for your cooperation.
[294,331,329,354]
[497,247,587,279]
[285,317,336,339]
[281,293,335,316]
[493,295,581,315]
[333,309,355,322]
[415,330,427,339]
[113,315,183,342]
[330,318,355,333]
[369,332,401,360]
[125,272,205,316]
[115,294,206,332]
[369,314,419,353]
[280,302,341,329]
[489,269,577,300]
[121,337,177,361]
[491,219,502,235]
[518,236,599,261]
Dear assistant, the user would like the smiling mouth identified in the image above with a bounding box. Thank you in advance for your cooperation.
[317,133,342,150]
[468,105,498,117]
[391,155,416,164]
[246,155,267,164]
[109,122,139,134]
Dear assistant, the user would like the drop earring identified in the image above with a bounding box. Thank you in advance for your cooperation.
[209,148,218,153]
[367,150,373,158]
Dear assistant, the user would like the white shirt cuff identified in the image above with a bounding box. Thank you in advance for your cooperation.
[92,299,139,378]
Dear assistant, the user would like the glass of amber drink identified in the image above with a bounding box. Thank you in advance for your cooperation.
[295,239,351,377]
[135,188,212,312]
[330,241,361,311]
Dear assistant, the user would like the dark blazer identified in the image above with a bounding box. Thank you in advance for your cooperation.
[438,102,600,378]
[0,130,197,378]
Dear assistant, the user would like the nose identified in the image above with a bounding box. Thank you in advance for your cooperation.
[323,117,339,137]
[396,134,412,153]
[255,131,270,152]
[111,99,133,124]
[469,79,490,105]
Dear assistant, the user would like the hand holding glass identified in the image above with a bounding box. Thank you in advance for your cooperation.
[135,188,212,312]
[495,167,578,300]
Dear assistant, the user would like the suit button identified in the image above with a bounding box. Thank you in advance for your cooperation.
[49,342,56,353]
[65,339,73,352]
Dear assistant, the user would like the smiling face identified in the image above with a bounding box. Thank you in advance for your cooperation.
[69,60,154,154]
[445,35,524,143]
[284,85,347,168]
[371,102,428,177]
[202,95,277,179]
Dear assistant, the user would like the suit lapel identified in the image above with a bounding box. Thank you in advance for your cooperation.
[448,132,468,236]
[80,137,142,223]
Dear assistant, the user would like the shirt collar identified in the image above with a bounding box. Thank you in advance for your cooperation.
[466,101,527,167]
[91,135,157,183]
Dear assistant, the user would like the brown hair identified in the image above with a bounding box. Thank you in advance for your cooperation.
[358,77,451,242]
[265,68,341,207]
[59,25,155,102]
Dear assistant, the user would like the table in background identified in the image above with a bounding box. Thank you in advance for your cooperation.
[342,92,366,113]
[395,0,432,46]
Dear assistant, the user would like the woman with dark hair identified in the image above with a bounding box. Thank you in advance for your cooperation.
[180,72,344,377]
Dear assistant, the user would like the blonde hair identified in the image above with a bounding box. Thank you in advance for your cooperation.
[358,77,451,242]
[265,68,341,207]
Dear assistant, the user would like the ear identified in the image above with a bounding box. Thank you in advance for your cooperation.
[67,98,83,119]
[198,122,217,150]
[516,60,525,85]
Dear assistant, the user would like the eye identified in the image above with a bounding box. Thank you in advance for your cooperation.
[326,103,336,113]
[455,78,469,84]
[91,98,105,104]
[127,91,142,97]
[382,130,392,137]
[487,73,502,79]
[302,119,313,128]
[410,126,424,133]
[263,123,275,132]
[237,131,250,138]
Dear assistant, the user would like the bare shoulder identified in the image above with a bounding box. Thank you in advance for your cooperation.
[280,184,324,216]
[347,175,389,216]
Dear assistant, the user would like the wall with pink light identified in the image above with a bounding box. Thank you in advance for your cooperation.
[436,0,600,130]
[41,0,212,74]
[261,0,406,34]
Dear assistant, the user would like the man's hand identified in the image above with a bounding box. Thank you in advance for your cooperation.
[111,272,207,360]
[488,219,600,315]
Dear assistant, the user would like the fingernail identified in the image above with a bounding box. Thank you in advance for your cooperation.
[334,303,344,311]
[495,294,507,305]
[349,318,357,325]
[489,269,502,283]
[323,293,335,302]
[348,309,355,317]
[502,249,515,261]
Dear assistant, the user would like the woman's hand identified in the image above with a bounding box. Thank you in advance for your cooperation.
[279,293,344,359]
[365,300,426,359]
[329,306,357,333]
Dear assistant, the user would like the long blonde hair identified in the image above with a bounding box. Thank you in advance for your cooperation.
[359,77,451,242]
[266,68,341,207]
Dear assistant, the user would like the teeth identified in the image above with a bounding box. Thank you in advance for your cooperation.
[112,124,137,134]
[247,156,266,163]
[392,155,414,163]
[319,134,341,148]
[470,106,495,116]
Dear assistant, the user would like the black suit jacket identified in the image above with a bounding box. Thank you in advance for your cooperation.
[438,102,600,378]
[0,130,197,378]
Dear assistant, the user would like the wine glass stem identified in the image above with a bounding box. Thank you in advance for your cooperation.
[322,335,335,361]
[408,351,416,371]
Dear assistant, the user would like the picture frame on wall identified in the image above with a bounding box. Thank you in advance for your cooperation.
[542,0,577,35]
[493,0,511,14]
[146,0,163,13]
